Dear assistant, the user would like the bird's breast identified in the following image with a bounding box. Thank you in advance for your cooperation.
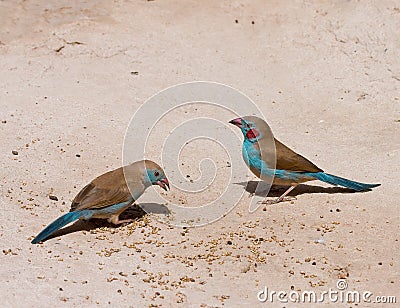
[242,142,260,167]
[242,142,274,179]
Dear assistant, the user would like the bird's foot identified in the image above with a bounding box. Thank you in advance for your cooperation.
[119,219,135,224]
[117,219,135,225]
[260,196,297,205]
[108,217,135,225]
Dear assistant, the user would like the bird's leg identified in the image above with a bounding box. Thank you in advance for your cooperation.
[261,185,297,204]
[114,218,135,224]
[108,214,134,225]
[275,185,297,202]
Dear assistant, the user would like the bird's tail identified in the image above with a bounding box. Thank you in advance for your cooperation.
[31,211,86,244]
[312,172,380,191]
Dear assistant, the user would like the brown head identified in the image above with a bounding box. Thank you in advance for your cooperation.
[143,160,169,191]
[229,116,272,142]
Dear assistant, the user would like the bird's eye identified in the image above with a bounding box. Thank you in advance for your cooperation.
[154,171,160,177]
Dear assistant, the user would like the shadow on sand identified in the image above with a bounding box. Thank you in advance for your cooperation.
[43,203,170,242]
[236,180,359,198]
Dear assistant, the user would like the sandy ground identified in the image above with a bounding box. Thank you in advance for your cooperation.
[1,1,399,307]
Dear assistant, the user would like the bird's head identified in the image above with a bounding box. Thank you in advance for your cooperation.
[144,160,170,191]
[229,116,265,142]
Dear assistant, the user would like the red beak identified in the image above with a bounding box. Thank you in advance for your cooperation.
[156,178,170,191]
[229,118,243,128]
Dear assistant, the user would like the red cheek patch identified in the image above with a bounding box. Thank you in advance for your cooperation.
[246,129,260,139]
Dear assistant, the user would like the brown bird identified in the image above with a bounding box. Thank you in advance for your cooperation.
[31,160,169,243]
[230,116,380,203]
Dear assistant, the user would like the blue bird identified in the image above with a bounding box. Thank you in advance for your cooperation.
[31,160,169,244]
[229,116,380,203]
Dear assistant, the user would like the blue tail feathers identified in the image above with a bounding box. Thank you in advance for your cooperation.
[312,172,380,191]
[31,211,87,244]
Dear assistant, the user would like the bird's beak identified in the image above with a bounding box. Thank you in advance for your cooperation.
[229,118,243,128]
[156,178,170,191]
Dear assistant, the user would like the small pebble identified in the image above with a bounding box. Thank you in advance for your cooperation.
[12,150,18,155]
[49,195,58,201]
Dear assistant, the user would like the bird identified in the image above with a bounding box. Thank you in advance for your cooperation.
[229,116,380,203]
[31,160,169,244]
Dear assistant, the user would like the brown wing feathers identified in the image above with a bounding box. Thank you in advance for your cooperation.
[274,138,323,173]
[70,167,132,212]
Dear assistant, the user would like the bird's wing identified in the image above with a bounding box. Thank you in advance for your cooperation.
[273,138,323,173]
[70,168,133,212]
